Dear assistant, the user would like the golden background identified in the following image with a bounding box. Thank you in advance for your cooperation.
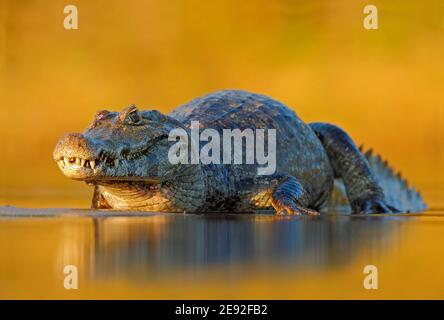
[0,0,443,205]
[0,0,444,300]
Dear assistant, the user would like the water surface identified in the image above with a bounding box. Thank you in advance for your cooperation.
[1,206,443,299]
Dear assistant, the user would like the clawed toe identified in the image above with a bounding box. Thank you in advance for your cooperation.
[272,199,319,216]
[354,198,401,214]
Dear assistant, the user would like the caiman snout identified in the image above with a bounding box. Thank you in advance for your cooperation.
[53,133,99,179]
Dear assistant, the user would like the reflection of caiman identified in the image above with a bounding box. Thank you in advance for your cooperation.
[53,90,426,214]
[90,214,399,276]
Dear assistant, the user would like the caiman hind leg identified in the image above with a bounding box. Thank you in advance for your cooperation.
[91,185,111,209]
[309,122,400,214]
[245,174,319,216]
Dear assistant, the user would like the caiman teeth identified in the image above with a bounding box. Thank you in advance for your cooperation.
[58,151,123,170]
[58,156,97,170]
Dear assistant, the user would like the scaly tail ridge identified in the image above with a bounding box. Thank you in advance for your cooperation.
[328,146,427,213]
[358,145,427,213]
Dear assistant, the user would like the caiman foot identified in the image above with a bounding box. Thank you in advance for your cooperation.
[353,198,401,214]
[268,174,320,216]
[272,198,319,216]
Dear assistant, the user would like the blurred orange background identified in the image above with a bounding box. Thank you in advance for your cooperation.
[0,0,443,207]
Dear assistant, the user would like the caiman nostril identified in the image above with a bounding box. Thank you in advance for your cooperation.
[53,132,97,162]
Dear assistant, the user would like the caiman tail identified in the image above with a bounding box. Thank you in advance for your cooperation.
[329,146,427,213]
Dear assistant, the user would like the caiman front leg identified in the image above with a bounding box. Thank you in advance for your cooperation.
[246,174,319,216]
[91,185,111,209]
[309,122,400,214]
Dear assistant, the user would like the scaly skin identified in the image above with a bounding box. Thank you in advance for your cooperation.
[53,90,427,214]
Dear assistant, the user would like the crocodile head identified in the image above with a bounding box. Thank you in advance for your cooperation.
[53,105,207,211]
[53,105,187,185]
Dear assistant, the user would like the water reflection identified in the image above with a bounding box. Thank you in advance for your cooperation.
[86,213,402,280]
[0,207,406,284]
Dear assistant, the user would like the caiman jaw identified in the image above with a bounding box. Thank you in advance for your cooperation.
[54,137,163,184]
[55,152,120,180]
[53,132,139,181]
[56,156,97,170]
[54,152,120,180]
[55,150,120,170]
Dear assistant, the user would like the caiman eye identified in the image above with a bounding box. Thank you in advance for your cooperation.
[126,110,141,124]
[95,110,109,120]
[89,110,110,129]
[120,104,144,125]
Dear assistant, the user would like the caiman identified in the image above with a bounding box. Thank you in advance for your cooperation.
[53,90,427,215]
